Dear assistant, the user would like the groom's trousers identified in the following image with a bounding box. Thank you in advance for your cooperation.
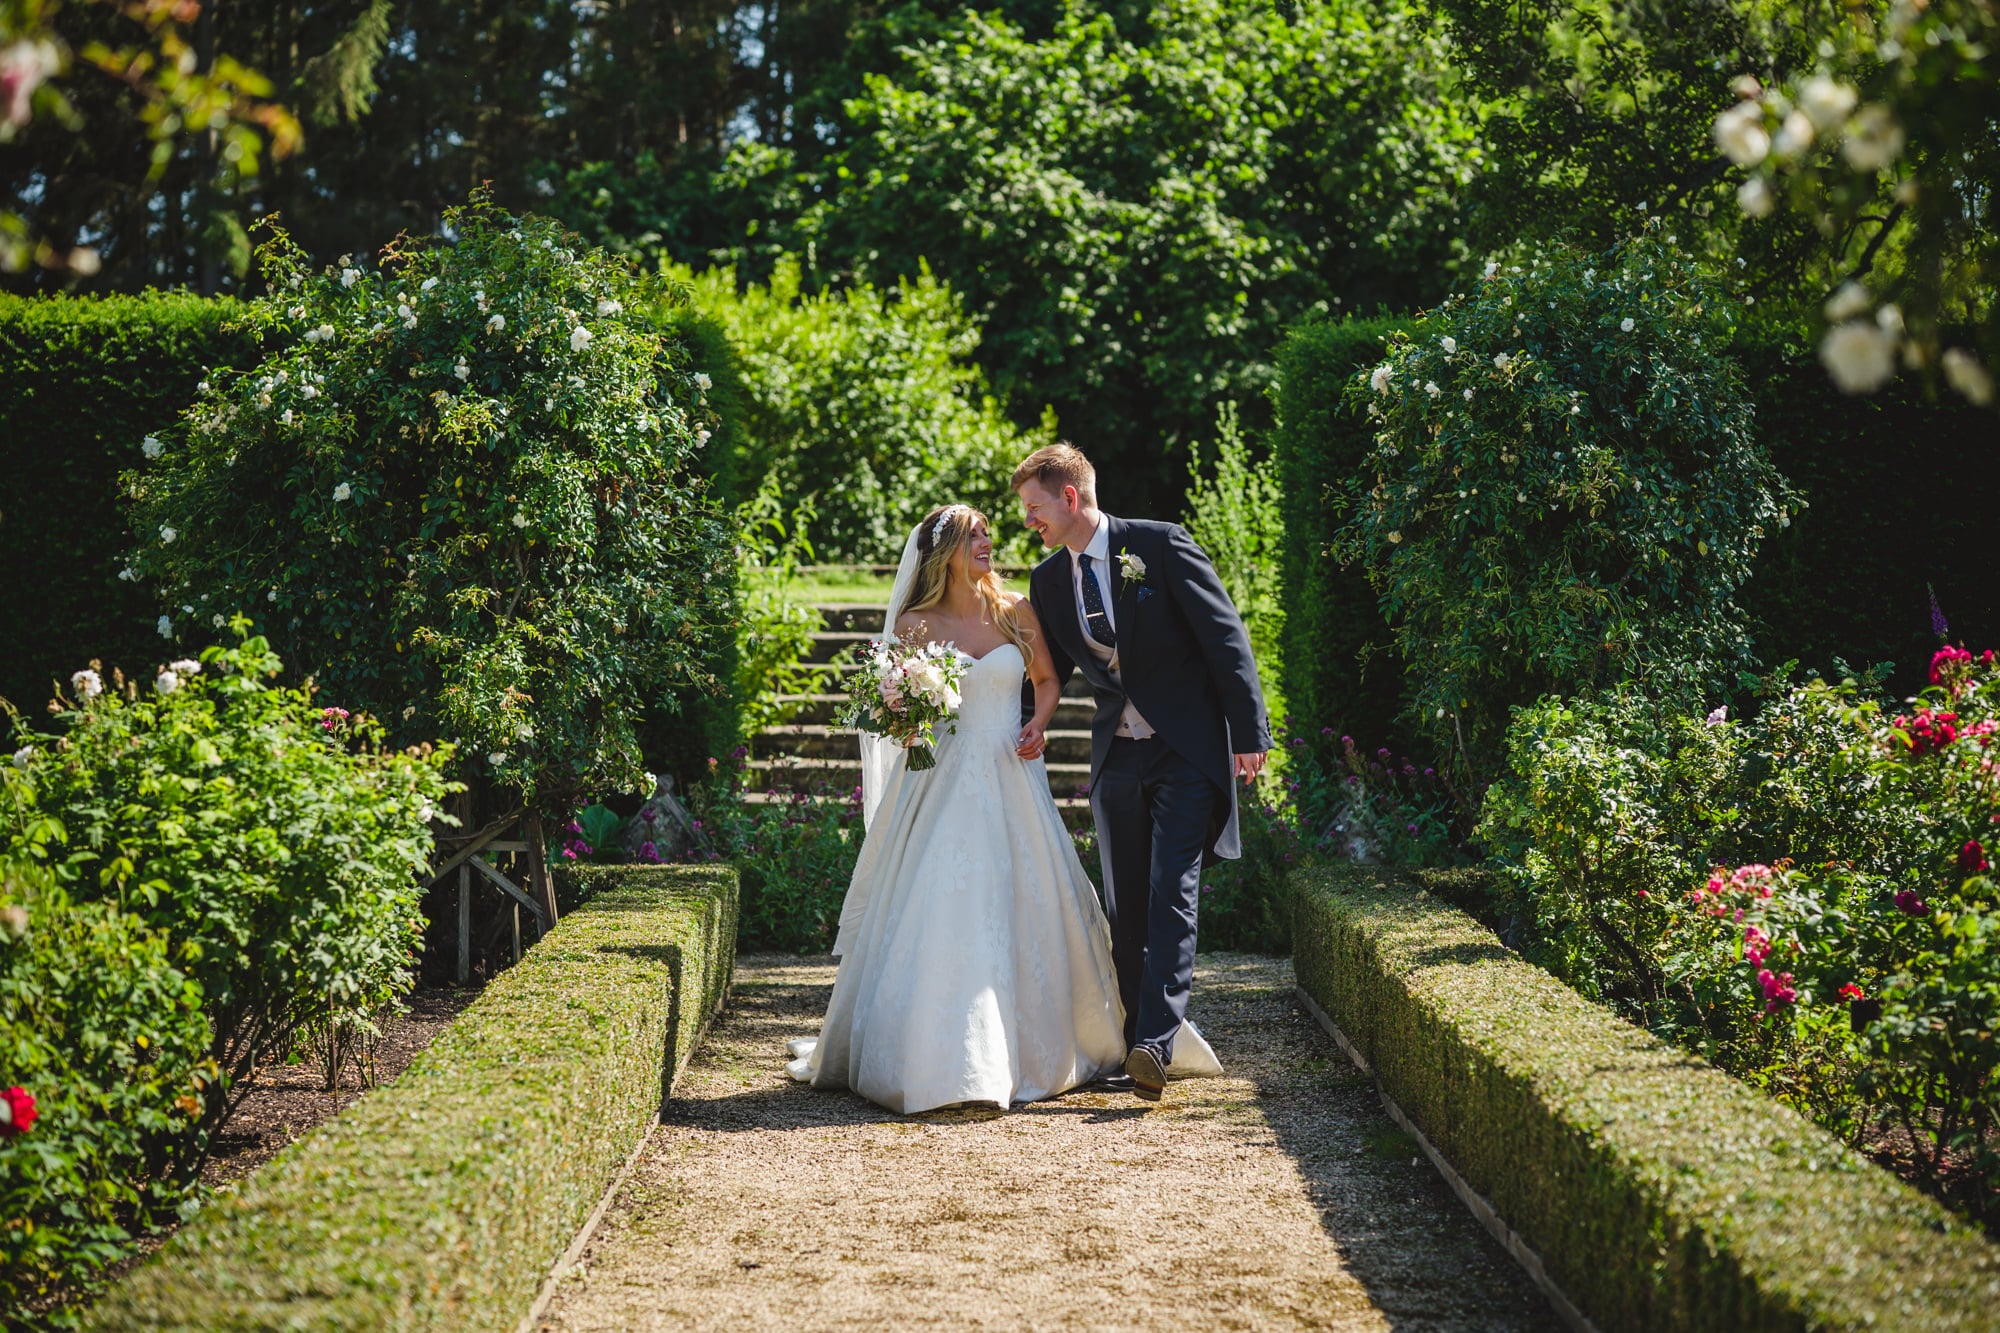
[1093,736,1220,1064]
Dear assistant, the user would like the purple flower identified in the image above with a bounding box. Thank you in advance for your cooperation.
[1320,726,1336,736]
[1895,889,1928,916]
[1929,582,1950,641]
[1406,822,1419,834]
[1340,735,1354,747]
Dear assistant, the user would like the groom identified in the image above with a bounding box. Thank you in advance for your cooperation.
[1014,443,1271,1101]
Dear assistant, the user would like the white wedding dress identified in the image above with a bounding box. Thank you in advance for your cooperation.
[786,526,1220,1115]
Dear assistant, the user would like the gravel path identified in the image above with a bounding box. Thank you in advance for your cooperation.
[538,953,1558,1332]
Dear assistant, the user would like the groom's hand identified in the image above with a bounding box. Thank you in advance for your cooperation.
[1233,751,1269,783]
[1016,723,1047,760]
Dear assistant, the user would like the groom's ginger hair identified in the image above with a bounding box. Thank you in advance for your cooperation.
[1010,442,1096,506]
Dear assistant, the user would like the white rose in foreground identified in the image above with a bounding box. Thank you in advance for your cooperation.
[1943,349,1996,407]
[1799,76,1857,131]
[1439,336,1456,354]
[341,267,361,288]
[159,525,177,544]
[156,669,180,694]
[333,481,352,502]
[1773,110,1815,157]
[1619,317,1635,333]
[1823,281,1871,323]
[1841,104,1904,171]
[1736,176,1774,218]
[693,372,712,391]
[487,313,505,332]
[570,326,593,352]
[1713,101,1770,167]
[1819,321,1896,393]
[70,669,102,700]
[170,658,201,675]
[1368,364,1393,394]
[1492,352,1512,370]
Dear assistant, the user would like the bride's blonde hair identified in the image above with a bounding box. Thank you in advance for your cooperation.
[904,504,1035,663]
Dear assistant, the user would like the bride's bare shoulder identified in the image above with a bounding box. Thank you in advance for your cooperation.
[893,609,931,642]
[1005,591,1039,624]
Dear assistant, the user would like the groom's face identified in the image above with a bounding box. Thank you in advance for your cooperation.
[1017,479,1080,550]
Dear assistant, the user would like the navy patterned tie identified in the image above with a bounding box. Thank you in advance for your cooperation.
[1077,553,1117,649]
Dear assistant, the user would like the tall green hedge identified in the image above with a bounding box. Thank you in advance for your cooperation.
[1294,863,2000,1331]
[1272,313,2000,750]
[0,291,744,782]
[0,293,261,715]
[1271,313,1414,753]
[86,864,738,1332]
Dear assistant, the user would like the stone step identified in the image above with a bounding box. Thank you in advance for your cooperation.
[757,724,1093,764]
[738,786,1092,816]
[790,661,1095,700]
[806,631,875,664]
[747,754,1094,799]
[814,603,890,633]
[765,693,1096,728]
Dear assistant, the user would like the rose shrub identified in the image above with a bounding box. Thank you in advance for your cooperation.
[0,858,214,1327]
[1341,229,1794,790]
[1486,649,2000,1220]
[0,630,453,1167]
[121,191,732,825]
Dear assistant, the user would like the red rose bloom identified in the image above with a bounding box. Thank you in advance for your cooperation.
[1961,840,1989,876]
[0,1086,36,1137]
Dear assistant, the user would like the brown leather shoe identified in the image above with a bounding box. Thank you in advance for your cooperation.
[1125,1047,1166,1102]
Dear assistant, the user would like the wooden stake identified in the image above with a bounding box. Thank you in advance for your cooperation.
[523,810,559,932]
[456,863,471,985]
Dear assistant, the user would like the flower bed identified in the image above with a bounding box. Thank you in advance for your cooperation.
[84,864,737,1332]
[1293,862,2000,1331]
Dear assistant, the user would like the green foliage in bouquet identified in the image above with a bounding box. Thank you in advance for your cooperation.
[0,861,214,1328]
[1340,229,1794,789]
[0,631,453,1163]
[122,192,733,809]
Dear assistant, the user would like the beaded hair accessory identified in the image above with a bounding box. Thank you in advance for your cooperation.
[930,504,966,548]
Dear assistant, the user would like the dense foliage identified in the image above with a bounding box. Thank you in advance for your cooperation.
[1,633,452,1150]
[679,255,1048,563]
[0,862,213,1327]
[1339,231,1793,787]
[739,0,1480,512]
[123,195,733,810]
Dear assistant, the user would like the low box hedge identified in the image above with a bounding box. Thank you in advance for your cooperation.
[1294,863,2000,1332]
[86,863,738,1332]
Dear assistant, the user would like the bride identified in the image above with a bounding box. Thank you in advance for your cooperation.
[787,503,1217,1114]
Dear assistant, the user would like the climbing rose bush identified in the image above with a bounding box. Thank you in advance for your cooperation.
[123,191,734,809]
[1341,228,1794,786]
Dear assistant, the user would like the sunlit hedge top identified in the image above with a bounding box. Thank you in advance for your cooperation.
[1341,227,1795,781]
[123,194,733,805]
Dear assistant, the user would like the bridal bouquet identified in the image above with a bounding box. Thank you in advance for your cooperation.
[839,639,966,772]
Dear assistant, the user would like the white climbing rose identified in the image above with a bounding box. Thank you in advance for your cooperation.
[156,669,180,694]
[1712,101,1770,166]
[333,481,353,502]
[569,326,593,352]
[159,525,177,544]
[1620,317,1636,333]
[1368,365,1394,394]
[70,669,102,700]
[487,313,505,332]
[170,658,200,675]
[157,615,173,638]
[1819,321,1896,393]
[1439,336,1456,354]
[1736,177,1774,218]
[511,511,530,529]
[142,435,164,459]
[596,298,622,316]
[1841,105,1903,171]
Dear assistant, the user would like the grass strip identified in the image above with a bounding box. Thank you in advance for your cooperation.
[87,864,737,1332]
[1293,863,2000,1332]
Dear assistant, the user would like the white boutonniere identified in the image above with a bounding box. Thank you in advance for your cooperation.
[1117,550,1147,586]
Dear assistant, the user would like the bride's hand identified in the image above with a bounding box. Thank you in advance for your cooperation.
[1015,723,1046,760]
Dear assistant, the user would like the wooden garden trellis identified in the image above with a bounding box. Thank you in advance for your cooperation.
[425,805,560,983]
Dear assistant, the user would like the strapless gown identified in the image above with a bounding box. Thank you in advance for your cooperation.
[786,642,1220,1114]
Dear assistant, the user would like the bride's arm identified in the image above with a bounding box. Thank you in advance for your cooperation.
[1010,596,1058,760]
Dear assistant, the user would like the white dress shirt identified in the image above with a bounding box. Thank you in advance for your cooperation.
[1070,514,1155,739]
